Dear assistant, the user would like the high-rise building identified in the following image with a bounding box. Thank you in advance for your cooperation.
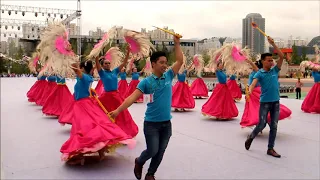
[68,23,79,36]
[22,23,43,40]
[242,13,265,54]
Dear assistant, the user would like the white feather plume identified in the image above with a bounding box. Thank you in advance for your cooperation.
[191,54,204,77]
[126,57,135,74]
[144,57,152,76]
[104,47,124,70]
[37,20,78,78]
[178,53,187,74]
[122,29,155,60]
[86,26,117,60]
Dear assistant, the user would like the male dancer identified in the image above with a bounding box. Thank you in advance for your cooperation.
[245,36,284,158]
[110,36,183,180]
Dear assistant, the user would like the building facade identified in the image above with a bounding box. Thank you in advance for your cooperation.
[0,41,8,54]
[22,24,44,40]
[242,13,265,54]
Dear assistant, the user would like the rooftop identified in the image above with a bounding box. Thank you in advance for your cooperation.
[246,13,263,18]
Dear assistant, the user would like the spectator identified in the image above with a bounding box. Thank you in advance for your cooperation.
[295,78,303,99]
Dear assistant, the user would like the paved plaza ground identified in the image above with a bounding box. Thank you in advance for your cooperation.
[1,77,319,179]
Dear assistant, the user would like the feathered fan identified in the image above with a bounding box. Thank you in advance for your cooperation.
[300,61,320,71]
[191,54,204,77]
[28,52,40,73]
[37,20,78,78]
[122,29,155,60]
[144,57,152,76]
[206,43,251,75]
[126,57,135,74]
[86,26,117,60]
[104,47,124,70]
[205,48,220,72]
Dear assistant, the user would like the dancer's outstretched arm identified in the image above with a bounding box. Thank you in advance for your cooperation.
[109,89,143,118]
[118,46,131,70]
[171,36,183,75]
[246,59,259,72]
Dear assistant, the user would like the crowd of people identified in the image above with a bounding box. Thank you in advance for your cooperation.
[24,33,320,180]
[22,20,320,180]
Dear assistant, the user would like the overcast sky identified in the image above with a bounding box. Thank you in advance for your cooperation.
[1,0,319,41]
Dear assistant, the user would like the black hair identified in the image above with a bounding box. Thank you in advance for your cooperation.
[150,51,167,64]
[261,53,272,61]
[217,60,223,67]
[80,60,93,74]
[255,60,263,69]
[99,59,104,66]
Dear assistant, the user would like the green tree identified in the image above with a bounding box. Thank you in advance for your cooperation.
[167,48,175,66]
[8,41,17,57]
[138,58,146,70]
[9,45,28,74]
[119,43,128,53]
[0,58,8,73]
[70,38,77,54]
[102,41,116,55]
[83,43,93,56]
[155,43,161,51]
[15,45,24,60]
[301,46,307,61]
[81,37,88,56]
[202,52,211,66]
[291,44,301,65]
[161,41,168,54]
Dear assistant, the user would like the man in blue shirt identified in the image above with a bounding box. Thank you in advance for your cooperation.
[245,36,284,158]
[110,36,183,180]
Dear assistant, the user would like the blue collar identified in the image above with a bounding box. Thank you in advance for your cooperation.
[151,73,165,80]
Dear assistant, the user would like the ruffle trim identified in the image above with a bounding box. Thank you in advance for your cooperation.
[61,139,136,161]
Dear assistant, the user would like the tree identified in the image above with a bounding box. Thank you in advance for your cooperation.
[10,45,29,74]
[83,43,93,56]
[81,37,88,56]
[301,46,307,61]
[8,41,16,57]
[167,48,175,66]
[291,44,301,65]
[138,58,146,70]
[155,44,161,51]
[70,38,77,54]
[202,52,211,66]
[161,41,168,54]
[0,58,8,73]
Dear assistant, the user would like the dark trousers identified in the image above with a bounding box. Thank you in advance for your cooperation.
[295,88,301,99]
[249,101,280,149]
[137,121,172,175]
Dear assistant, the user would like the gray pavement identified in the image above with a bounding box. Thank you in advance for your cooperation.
[1,77,319,179]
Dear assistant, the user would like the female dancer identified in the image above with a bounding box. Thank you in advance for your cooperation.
[95,61,104,96]
[36,75,57,106]
[42,76,73,117]
[125,67,145,103]
[202,60,238,119]
[190,74,209,99]
[60,60,135,165]
[240,59,292,128]
[190,54,209,99]
[301,67,320,113]
[172,67,195,112]
[118,67,128,100]
[27,71,47,103]
[227,74,242,102]
[96,47,139,138]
